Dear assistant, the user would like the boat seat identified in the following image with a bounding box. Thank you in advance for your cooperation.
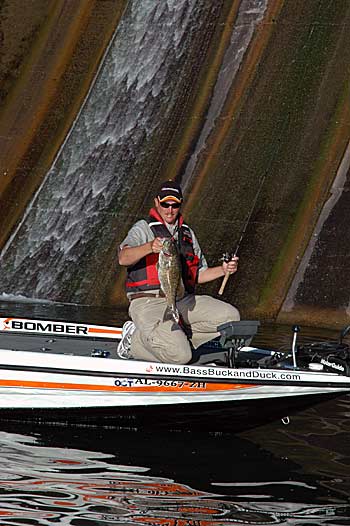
[190,320,260,366]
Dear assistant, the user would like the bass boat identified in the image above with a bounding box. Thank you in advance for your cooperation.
[0,316,349,431]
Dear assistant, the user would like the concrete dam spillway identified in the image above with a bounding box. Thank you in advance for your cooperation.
[0,0,349,329]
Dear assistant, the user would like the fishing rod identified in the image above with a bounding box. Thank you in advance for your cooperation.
[218,171,267,295]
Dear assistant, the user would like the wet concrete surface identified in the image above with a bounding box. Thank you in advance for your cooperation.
[0,0,349,327]
[0,0,127,248]
[280,141,350,327]
[183,0,350,327]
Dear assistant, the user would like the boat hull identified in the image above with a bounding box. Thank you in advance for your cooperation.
[0,392,341,432]
[0,349,348,431]
[0,317,349,431]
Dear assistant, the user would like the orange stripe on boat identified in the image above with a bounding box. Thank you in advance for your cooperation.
[87,328,122,335]
[0,379,256,392]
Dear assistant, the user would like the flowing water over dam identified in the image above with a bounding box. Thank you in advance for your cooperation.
[0,0,220,303]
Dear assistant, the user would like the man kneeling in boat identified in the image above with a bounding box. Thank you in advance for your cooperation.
[117,180,240,364]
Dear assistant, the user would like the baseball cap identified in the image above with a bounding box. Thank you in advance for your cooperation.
[157,180,183,204]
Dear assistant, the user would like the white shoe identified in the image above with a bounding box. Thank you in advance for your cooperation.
[117,321,136,359]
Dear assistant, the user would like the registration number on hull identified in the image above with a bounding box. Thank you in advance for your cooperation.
[114,378,206,388]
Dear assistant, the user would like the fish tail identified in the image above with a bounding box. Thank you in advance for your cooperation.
[166,305,180,324]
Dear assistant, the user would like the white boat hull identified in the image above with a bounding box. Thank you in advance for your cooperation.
[0,317,349,430]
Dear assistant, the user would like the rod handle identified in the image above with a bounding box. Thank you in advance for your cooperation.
[218,272,230,295]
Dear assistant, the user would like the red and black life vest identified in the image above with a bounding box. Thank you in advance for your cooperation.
[125,208,200,295]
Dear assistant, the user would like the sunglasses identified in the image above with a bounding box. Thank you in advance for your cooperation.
[159,201,181,209]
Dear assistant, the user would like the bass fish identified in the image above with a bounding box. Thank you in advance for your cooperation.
[158,238,184,324]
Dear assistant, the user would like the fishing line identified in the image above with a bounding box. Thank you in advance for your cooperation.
[218,170,267,295]
[218,114,291,295]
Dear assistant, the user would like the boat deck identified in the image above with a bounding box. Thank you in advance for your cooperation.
[0,332,117,358]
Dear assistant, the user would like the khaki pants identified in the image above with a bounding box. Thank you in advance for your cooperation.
[129,294,240,364]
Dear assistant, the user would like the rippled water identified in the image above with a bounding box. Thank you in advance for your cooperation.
[0,299,349,524]
[0,412,349,525]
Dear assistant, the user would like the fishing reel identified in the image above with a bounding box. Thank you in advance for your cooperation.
[221,252,234,263]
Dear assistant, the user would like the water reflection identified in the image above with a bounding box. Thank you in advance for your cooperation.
[243,396,350,502]
[0,297,129,326]
[0,424,348,525]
